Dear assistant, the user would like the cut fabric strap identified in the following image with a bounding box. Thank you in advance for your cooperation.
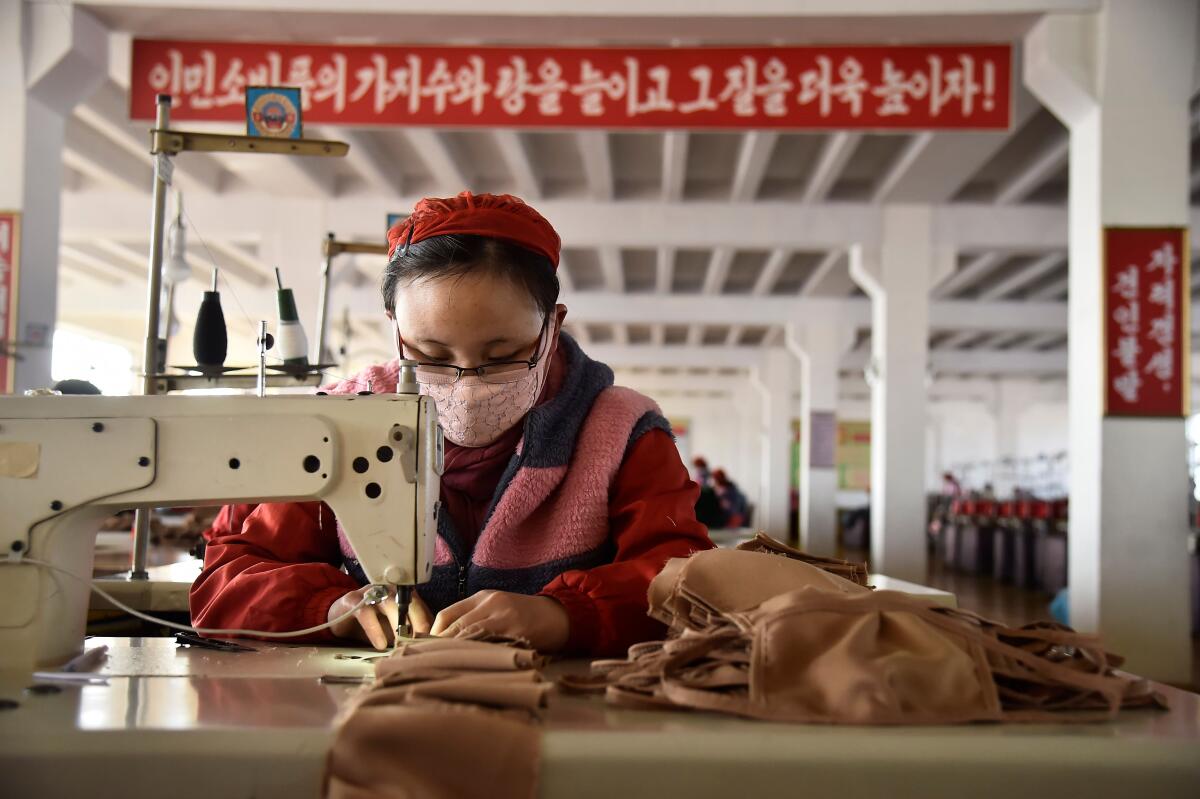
[564,538,1166,725]
[324,636,550,799]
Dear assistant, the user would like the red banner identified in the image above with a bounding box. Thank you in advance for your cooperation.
[130,40,1011,130]
[1104,227,1190,417]
[0,212,19,395]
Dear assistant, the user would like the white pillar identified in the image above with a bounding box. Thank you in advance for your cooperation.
[849,206,953,581]
[753,348,795,542]
[1025,0,1196,682]
[0,3,107,391]
[787,316,852,555]
[732,383,763,526]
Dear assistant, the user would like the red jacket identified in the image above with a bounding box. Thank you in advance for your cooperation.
[190,427,712,656]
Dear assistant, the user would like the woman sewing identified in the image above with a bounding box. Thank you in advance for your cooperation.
[190,192,713,656]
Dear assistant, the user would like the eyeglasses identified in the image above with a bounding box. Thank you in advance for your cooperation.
[397,318,550,386]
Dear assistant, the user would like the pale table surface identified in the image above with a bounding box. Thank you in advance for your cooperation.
[1,636,1197,798]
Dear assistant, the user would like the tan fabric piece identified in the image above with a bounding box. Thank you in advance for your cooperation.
[326,703,541,799]
[648,546,869,632]
[324,637,549,799]
[735,532,870,586]
[567,541,1166,725]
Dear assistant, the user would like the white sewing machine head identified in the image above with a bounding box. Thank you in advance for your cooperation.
[0,391,442,670]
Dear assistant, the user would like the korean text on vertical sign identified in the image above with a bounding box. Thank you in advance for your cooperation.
[0,212,20,395]
[130,40,1011,130]
[1104,227,1190,417]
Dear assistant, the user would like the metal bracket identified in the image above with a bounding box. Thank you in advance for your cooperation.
[150,129,349,158]
[322,239,389,258]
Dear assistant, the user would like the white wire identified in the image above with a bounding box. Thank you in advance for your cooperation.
[22,557,371,639]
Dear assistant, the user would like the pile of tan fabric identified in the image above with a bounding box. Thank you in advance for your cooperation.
[324,637,550,799]
[568,535,1165,724]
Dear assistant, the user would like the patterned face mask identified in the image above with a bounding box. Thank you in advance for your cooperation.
[419,359,548,448]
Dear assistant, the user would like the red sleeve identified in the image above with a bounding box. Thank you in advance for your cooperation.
[203,503,259,542]
[539,428,714,657]
[189,501,362,642]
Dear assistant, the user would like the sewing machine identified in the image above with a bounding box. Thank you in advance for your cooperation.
[0,385,442,671]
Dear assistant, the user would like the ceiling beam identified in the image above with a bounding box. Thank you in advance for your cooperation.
[592,343,1068,375]
[1024,331,1068,349]
[58,256,123,287]
[556,250,575,292]
[404,129,469,192]
[578,131,614,201]
[799,249,843,296]
[935,330,987,350]
[753,248,791,296]
[995,133,1069,204]
[493,130,540,200]
[598,246,623,292]
[202,239,272,287]
[871,133,933,204]
[656,246,674,294]
[319,127,404,197]
[561,293,1069,333]
[702,247,735,294]
[730,131,778,202]
[662,131,689,202]
[59,244,145,285]
[802,132,860,203]
[63,118,152,193]
[976,251,1067,300]
[66,192,1110,252]
[89,239,149,275]
[931,252,1002,299]
[1027,274,1069,300]
[844,346,1067,375]
[74,79,225,194]
[883,84,1042,203]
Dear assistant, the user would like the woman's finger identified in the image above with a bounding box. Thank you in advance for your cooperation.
[429,594,483,636]
[355,606,388,651]
[408,592,434,635]
[380,597,400,639]
[438,605,497,639]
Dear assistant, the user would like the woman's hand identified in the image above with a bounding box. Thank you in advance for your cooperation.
[327,586,434,650]
[430,590,570,653]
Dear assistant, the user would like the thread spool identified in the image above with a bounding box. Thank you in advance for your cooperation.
[274,267,309,368]
[192,269,228,369]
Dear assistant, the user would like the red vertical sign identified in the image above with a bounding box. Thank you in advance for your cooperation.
[1104,227,1189,417]
[0,212,19,395]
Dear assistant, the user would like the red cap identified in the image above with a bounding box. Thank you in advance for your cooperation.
[387,191,561,268]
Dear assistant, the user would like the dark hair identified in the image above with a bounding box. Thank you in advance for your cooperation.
[382,234,559,319]
[53,379,102,395]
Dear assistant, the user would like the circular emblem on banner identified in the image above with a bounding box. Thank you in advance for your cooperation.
[250,92,299,138]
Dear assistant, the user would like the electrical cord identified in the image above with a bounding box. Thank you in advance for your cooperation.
[21,556,370,639]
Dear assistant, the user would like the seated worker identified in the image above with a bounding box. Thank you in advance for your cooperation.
[191,192,713,657]
[712,469,749,529]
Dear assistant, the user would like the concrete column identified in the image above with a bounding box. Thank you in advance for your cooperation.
[849,206,953,581]
[732,383,763,526]
[787,316,853,554]
[753,348,795,542]
[0,3,107,391]
[1025,0,1196,682]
